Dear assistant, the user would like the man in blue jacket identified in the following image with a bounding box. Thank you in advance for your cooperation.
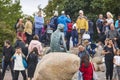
[34,11,44,41]
[57,11,71,36]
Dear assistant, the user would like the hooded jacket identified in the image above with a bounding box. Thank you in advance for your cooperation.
[76,16,88,33]
[28,40,43,55]
[58,15,71,32]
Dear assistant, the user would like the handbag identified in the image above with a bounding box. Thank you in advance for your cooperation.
[22,57,28,68]
[82,32,90,39]
[78,71,83,80]
[91,63,98,80]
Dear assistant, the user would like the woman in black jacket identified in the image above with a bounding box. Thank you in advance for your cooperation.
[14,36,28,57]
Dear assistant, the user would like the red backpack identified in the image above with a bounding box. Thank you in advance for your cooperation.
[67,22,73,32]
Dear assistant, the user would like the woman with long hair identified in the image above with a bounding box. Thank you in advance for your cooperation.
[79,54,93,80]
[102,39,116,80]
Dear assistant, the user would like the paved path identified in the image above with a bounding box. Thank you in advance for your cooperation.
[4,70,105,80]
[4,70,22,80]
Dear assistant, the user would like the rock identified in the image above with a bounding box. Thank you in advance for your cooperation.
[94,46,103,57]
[33,52,80,80]
[93,63,99,71]
[72,72,78,80]
[98,64,105,72]
[70,47,79,55]
[92,57,103,64]
[42,47,51,55]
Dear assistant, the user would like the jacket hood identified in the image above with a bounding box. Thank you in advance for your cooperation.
[30,40,41,45]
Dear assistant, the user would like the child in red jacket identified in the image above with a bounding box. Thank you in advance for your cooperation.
[79,54,93,80]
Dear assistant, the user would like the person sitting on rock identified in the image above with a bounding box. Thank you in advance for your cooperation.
[50,24,67,52]
[78,45,89,59]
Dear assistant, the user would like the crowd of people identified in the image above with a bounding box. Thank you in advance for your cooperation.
[1,9,120,80]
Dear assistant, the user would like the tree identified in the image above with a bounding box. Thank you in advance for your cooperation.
[44,0,67,19]
[44,0,120,41]
[0,0,22,27]
[44,0,120,20]
[0,0,22,61]
[104,0,120,18]
[0,21,16,63]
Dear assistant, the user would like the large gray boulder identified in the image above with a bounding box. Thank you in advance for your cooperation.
[33,52,80,80]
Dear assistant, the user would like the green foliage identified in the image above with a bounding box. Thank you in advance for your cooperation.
[0,0,22,62]
[0,21,16,62]
[44,0,67,19]
[0,0,22,27]
[44,0,120,41]
[44,0,120,20]
[0,0,22,45]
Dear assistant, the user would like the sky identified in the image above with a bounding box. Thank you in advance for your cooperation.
[20,0,49,15]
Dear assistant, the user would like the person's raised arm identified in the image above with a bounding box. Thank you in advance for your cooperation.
[111,42,116,54]
[102,46,109,55]
[66,15,71,23]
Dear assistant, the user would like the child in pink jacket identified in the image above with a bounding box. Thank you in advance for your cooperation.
[28,35,43,56]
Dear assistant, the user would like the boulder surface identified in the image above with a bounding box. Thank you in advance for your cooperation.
[34,52,80,80]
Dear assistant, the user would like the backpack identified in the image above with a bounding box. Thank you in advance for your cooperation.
[49,16,58,30]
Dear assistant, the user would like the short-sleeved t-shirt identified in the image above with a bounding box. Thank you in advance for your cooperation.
[114,55,120,65]
[103,46,114,60]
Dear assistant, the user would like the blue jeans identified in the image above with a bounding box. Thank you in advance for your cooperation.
[72,37,78,47]
[35,28,42,41]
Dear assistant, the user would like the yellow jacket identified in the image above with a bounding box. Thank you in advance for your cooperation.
[24,21,33,35]
[76,17,88,33]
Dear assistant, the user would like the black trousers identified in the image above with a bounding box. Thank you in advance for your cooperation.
[0,70,2,80]
[66,32,71,50]
[2,61,14,80]
[105,59,114,80]
[25,32,32,44]
[13,70,26,80]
